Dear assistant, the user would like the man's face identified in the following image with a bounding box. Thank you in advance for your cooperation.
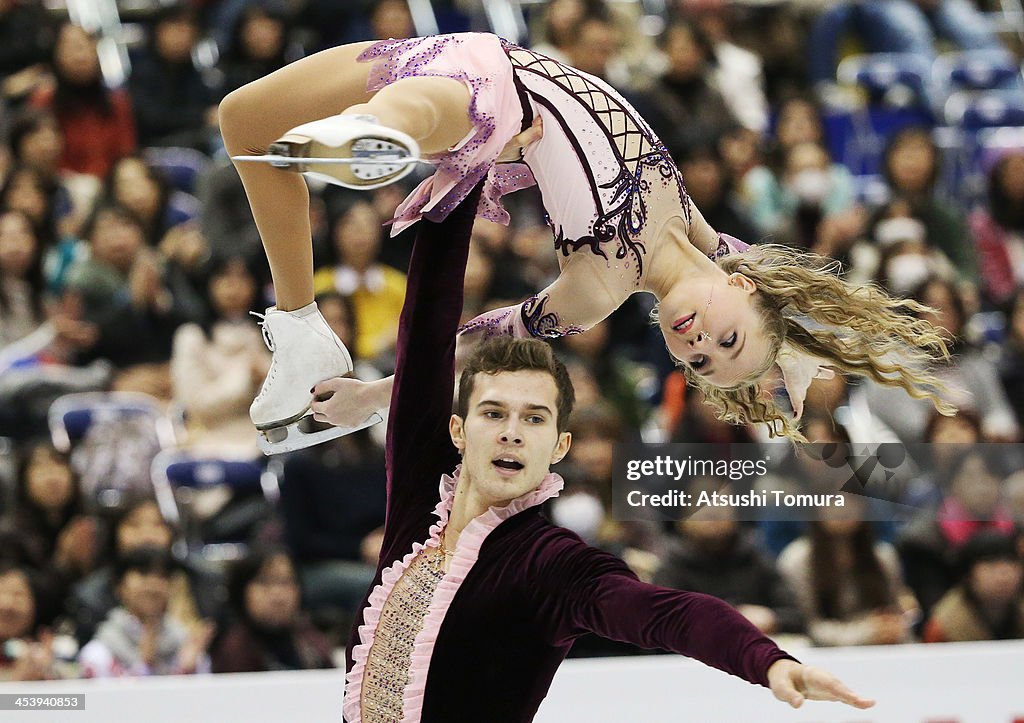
[451,370,571,505]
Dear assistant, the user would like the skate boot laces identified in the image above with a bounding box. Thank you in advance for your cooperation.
[250,311,278,405]
[251,310,275,352]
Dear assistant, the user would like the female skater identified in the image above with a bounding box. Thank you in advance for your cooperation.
[219,32,953,453]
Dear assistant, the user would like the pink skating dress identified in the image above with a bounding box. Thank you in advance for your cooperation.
[358,32,743,339]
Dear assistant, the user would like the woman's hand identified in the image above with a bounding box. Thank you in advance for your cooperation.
[767,659,875,710]
[10,630,55,681]
[310,376,394,427]
[177,620,215,674]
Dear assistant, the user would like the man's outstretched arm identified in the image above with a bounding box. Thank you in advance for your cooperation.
[541,540,874,711]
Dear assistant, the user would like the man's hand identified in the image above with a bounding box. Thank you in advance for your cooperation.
[767,659,875,710]
[497,116,543,163]
[310,376,394,427]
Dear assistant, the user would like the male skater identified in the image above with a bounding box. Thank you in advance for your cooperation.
[315,184,874,722]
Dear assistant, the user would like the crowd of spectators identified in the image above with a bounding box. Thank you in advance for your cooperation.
[0,0,1023,683]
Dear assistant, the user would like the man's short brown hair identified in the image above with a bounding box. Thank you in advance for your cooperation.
[457,337,575,432]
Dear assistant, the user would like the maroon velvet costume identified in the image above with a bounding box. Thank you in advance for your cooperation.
[342,184,796,721]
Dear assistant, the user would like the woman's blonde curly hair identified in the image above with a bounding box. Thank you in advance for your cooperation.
[660,244,956,442]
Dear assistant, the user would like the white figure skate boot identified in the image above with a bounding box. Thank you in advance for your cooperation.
[250,303,383,455]
[231,114,420,190]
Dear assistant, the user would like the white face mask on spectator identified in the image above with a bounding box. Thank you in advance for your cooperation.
[874,216,927,247]
[885,253,932,295]
[787,168,832,206]
[550,492,605,542]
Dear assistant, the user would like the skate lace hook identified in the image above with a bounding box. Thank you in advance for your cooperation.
[250,311,275,351]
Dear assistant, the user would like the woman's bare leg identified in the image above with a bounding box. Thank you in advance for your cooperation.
[219,43,474,311]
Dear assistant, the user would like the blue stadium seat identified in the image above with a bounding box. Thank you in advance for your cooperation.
[838,53,933,107]
[143,146,211,194]
[934,48,1021,94]
[940,90,1024,205]
[946,89,1024,130]
[48,391,177,453]
[150,449,281,562]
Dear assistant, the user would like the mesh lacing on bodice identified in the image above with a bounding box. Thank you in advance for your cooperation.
[502,43,691,285]
[505,46,664,171]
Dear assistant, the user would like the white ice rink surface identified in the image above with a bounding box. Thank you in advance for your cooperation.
[0,639,1021,722]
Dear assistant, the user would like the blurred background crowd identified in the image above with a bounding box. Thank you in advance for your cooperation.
[1,0,1024,683]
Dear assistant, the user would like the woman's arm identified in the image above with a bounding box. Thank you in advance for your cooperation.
[457,248,627,348]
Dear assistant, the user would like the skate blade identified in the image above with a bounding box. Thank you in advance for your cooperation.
[231,155,420,166]
[257,412,384,456]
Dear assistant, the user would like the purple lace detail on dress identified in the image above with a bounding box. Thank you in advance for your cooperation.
[457,307,514,339]
[358,35,530,232]
[359,36,460,90]
[521,294,586,338]
[481,162,537,223]
[709,236,732,261]
[709,232,752,261]
[504,42,690,284]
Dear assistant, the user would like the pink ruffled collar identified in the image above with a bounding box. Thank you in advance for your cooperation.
[343,465,563,722]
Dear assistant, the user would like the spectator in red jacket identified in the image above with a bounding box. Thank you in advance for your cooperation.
[30,21,136,179]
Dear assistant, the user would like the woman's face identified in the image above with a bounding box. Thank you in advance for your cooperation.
[112,159,161,223]
[244,554,300,629]
[571,433,615,484]
[116,502,173,555]
[888,135,935,195]
[951,455,1001,518]
[25,446,74,512]
[969,559,1023,607]
[658,273,772,387]
[117,569,170,621]
[818,495,866,535]
[156,18,196,63]
[242,12,284,61]
[0,571,35,641]
[19,119,63,172]
[89,212,144,274]
[370,0,414,41]
[680,155,724,207]
[334,203,381,269]
[5,171,47,225]
[209,259,256,318]
[546,0,585,45]
[929,415,979,444]
[919,281,962,337]
[665,26,706,80]
[55,24,100,84]
[318,296,355,351]
[0,213,37,278]
[777,100,822,150]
